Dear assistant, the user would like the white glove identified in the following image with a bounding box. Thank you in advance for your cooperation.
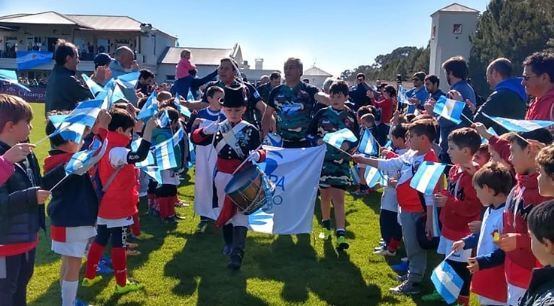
[202,122,219,135]
[247,151,261,163]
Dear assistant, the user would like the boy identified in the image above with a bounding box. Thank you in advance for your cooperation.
[423,127,483,305]
[373,123,408,256]
[519,199,554,306]
[497,129,553,305]
[474,144,491,167]
[188,86,226,231]
[152,105,182,223]
[0,94,50,306]
[353,118,439,295]
[191,85,265,270]
[307,81,359,250]
[42,110,110,306]
[536,144,554,197]
[82,109,156,294]
[452,162,514,305]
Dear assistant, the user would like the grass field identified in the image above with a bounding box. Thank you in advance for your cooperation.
[25,103,449,306]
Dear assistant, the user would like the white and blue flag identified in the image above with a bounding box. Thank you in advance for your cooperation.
[433,96,465,124]
[173,94,191,117]
[0,69,30,92]
[431,260,464,304]
[364,166,386,188]
[131,138,155,168]
[322,128,357,151]
[16,51,52,70]
[65,137,108,175]
[410,161,446,195]
[481,127,498,144]
[358,129,379,156]
[142,166,164,184]
[248,145,326,234]
[157,109,171,128]
[397,85,408,105]
[483,113,554,132]
[152,128,185,170]
[137,91,158,120]
[263,133,283,147]
[63,99,104,127]
[81,74,104,97]
[116,71,139,88]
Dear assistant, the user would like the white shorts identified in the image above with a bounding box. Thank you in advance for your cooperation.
[477,294,506,306]
[437,236,471,262]
[51,240,89,258]
[507,283,526,306]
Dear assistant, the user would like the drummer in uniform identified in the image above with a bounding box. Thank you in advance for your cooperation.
[308,80,359,250]
[191,85,266,270]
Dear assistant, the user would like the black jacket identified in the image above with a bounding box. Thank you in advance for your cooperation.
[42,150,99,227]
[45,64,93,113]
[519,266,554,306]
[0,141,44,244]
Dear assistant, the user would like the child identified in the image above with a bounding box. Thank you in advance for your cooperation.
[519,199,554,306]
[353,113,376,195]
[0,94,50,306]
[82,109,156,294]
[188,86,226,232]
[536,144,554,197]
[474,143,491,167]
[373,123,408,256]
[353,118,439,295]
[152,105,182,223]
[173,49,196,97]
[497,129,553,305]
[452,162,514,305]
[423,127,483,305]
[308,81,359,250]
[191,85,265,270]
[42,110,110,306]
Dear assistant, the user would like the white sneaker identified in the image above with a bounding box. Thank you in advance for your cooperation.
[373,248,396,256]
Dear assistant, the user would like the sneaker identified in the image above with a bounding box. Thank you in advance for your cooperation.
[114,280,144,295]
[336,235,349,250]
[373,248,397,256]
[389,280,420,295]
[174,214,187,220]
[81,275,103,287]
[126,242,139,249]
[421,291,444,302]
[373,246,384,252]
[227,254,243,270]
[395,274,408,282]
[391,261,409,274]
[318,228,332,240]
[197,221,208,233]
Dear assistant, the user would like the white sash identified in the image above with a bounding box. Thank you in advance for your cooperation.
[215,120,248,158]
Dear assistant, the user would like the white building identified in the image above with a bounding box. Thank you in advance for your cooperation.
[303,65,333,89]
[429,3,479,92]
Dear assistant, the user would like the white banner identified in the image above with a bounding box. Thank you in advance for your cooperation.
[248,145,326,234]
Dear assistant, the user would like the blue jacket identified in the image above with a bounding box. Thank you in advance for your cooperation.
[0,141,44,244]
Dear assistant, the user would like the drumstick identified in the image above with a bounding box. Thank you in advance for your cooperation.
[232,144,263,175]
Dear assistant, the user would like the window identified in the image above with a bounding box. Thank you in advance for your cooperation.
[166,75,175,81]
[453,24,463,35]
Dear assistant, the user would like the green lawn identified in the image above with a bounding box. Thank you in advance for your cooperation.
[26,103,448,305]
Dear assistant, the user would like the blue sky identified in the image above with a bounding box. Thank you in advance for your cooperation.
[0,0,488,75]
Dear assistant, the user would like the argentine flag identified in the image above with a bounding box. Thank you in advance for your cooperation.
[81,74,105,97]
[358,129,379,156]
[263,133,283,147]
[16,51,52,70]
[481,127,498,144]
[322,128,357,151]
[116,71,140,88]
[63,99,104,127]
[433,96,465,124]
[483,113,554,132]
[410,161,446,195]
[65,137,108,176]
[0,69,30,92]
[364,166,386,188]
[142,166,164,184]
[173,94,191,117]
[153,128,185,170]
[131,138,155,168]
[137,91,158,120]
[431,260,464,304]
[397,85,408,105]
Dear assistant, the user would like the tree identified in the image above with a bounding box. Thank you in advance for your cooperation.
[469,0,554,96]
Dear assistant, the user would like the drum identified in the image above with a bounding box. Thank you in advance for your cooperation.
[224,165,274,215]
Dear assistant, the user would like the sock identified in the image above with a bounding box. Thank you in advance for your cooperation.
[336,228,346,237]
[457,295,469,306]
[169,195,177,217]
[388,238,400,252]
[111,247,127,287]
[61,280,78,306]
[157,197,169,219]
[85,242,104,279]
[131,213,141,236]
[322,219,331,230]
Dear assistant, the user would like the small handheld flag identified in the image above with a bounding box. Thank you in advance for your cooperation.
[137,91,158,120]
[157,109,171,128]
[430,260,464,304]
[142,166,164,184]
[409,161,446,195]
[116,71,140,88]
[322,128,357,151]
[397,85,408,105]
[358,129,379,156]
[65,137,108,176]
[131,138,155,168]
[81,74,105,97]
[481,127,498,144]
[364,166,386,188]
[433,96,465,124]
[483,113,554,132]
[0,69,31,92]
[153,128,185,170]
[173,94,191,117]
